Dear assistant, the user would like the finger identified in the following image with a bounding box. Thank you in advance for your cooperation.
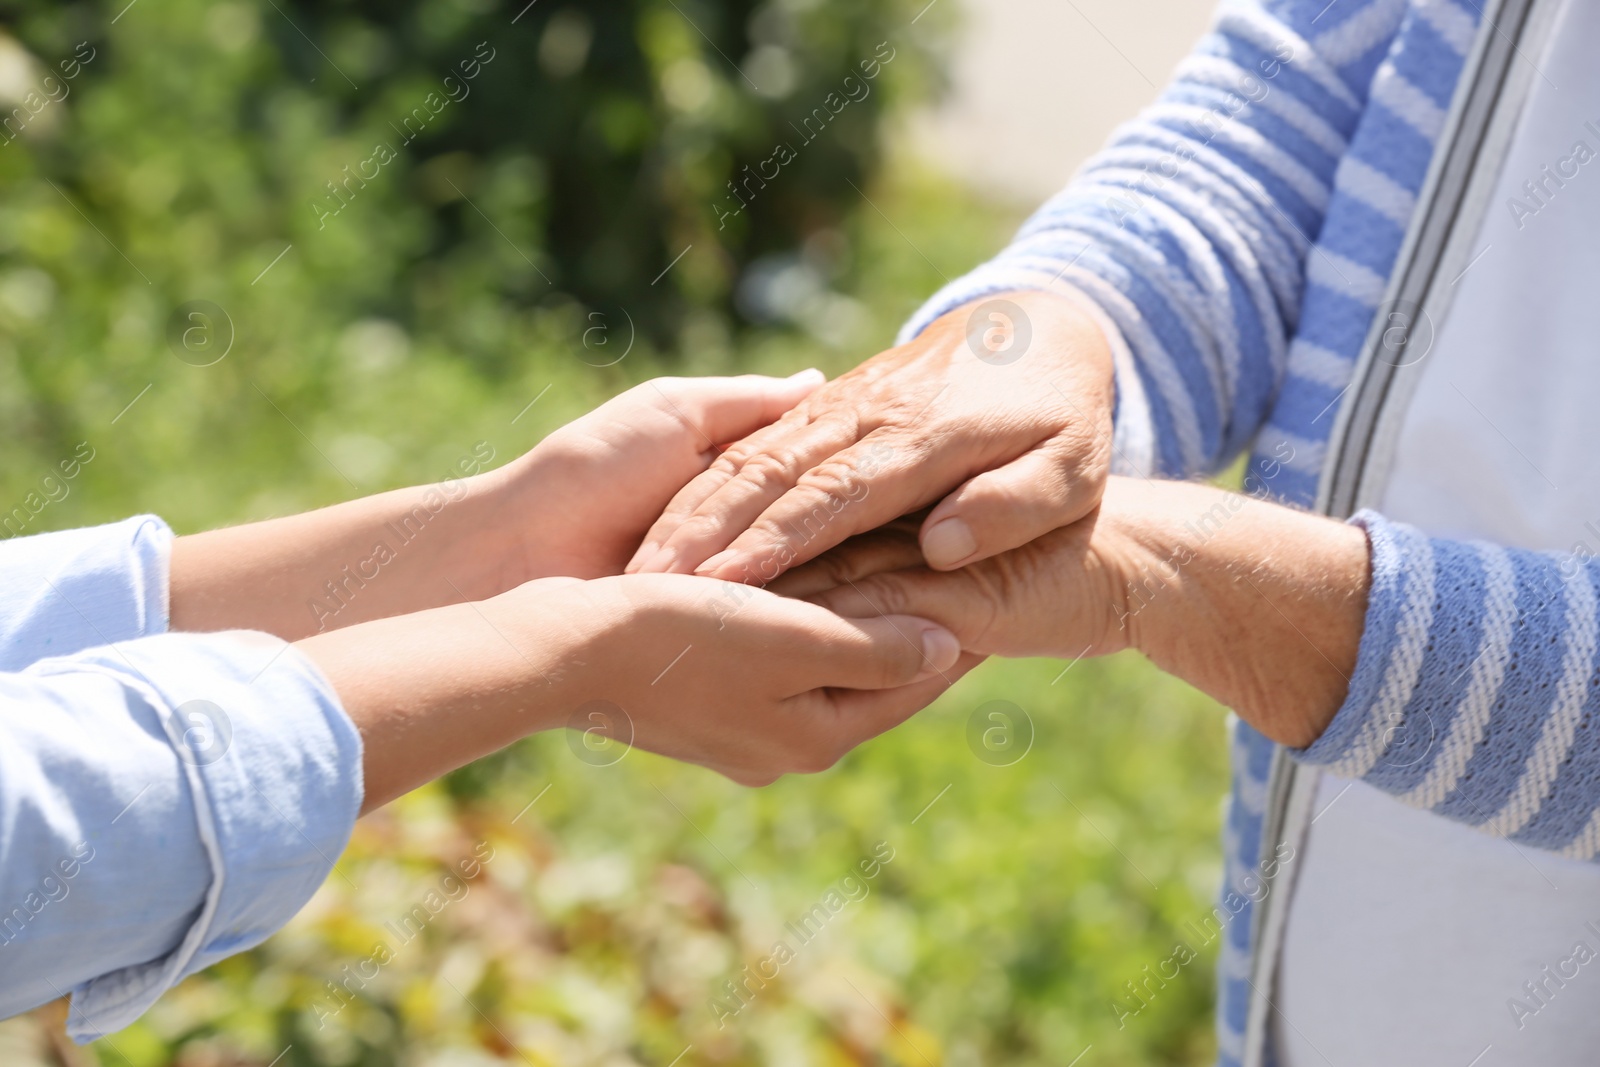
[651,369,826,450]
[623,371,825,573]
[805,567,983,650]
[782,651,986,771]
[625,413,809,573]
[644,414,862,576]
[766,524,925,599]
[824,650,987,731]
[696,433,958,582]
[775,608,962,692]
[919,440,1105,570]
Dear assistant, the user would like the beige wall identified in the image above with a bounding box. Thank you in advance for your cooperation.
[913,0,1218,204]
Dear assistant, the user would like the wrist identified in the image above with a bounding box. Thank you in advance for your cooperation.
[483,442,596,584]
[446,454,551,592]
[300,578,613,811]
[1087,479,1184,656]
[943,287,1115,386]
[482,576,617,729]
[1097,477,1371,747]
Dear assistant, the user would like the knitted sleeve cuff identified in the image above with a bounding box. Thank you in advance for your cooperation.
[1293,510,1600,859]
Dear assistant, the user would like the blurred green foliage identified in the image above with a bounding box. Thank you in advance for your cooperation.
[0,1,1227,1065]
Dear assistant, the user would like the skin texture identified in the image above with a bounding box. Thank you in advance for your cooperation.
[166,374,967,811]
[627,288,1116,583]
[297,574,973,812]
[169,373,829,640]
[774,477,1374,749]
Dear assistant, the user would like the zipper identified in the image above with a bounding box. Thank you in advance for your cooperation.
[1239,0,1551,1062]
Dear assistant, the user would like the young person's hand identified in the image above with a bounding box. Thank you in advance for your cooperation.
[296,572,974,807]
[501,373,826,580]
[627,289,1115,583]
[773,477,1371,748]
[171,374,820,640]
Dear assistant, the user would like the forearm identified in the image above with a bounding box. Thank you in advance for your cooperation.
[297,568,960,810]
[170,465,524,640]
[295,582,597,813]
[1106,478,1371,747]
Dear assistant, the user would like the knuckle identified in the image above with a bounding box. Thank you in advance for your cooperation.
[1057,420,1112,474]
[813,406,863,440]
[863,577,911,617]
[967,566,1015,646]
[676,509,732,543]
[741,450,801,492]
[799,455,867,502]
[882,428,934,468]
[686,467,736,499]
[714,441,758,470]
[816,553,861,590]
[777,400,819,428]
[1025,467,1077,516]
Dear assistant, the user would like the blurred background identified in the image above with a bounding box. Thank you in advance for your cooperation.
[0,0,1232,1063]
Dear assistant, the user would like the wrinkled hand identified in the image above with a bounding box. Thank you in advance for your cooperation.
[771,477,1374,749]
[768,508,1132,662]
[505,372,824,580]
[626,289,1115,583]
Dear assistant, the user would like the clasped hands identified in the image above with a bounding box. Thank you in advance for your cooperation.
[174,290,1368,812]
[620,286,1368,763]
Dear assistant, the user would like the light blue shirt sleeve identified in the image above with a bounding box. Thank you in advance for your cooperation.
[0,516,364,1042]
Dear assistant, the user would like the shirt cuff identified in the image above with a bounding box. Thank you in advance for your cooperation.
[1291,510,1422,771]
[0,515,172,672]
[28,630,363,1042]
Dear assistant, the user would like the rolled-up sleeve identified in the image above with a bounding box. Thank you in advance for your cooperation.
[0,516,173,667]
[0,518,363,1041]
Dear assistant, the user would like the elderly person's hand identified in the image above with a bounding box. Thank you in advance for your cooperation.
[626,289,1116,582]
[771,477,1373,749]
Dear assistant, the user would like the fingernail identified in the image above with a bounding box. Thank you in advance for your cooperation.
[922,517,977,569]
[788,367,826,385]
[695,548,740,577]
[915,625,961,681]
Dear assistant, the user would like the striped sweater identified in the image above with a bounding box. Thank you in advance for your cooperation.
[898,1,1600,1062]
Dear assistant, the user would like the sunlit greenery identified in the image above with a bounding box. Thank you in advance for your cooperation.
[0,2,1227,1064]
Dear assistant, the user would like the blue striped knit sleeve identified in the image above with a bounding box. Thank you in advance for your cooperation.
[1295,510,1600,859]
[898,0,1408,479]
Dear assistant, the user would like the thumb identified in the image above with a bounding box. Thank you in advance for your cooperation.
[805,611,963,690]
[808,568,978,650]
[919,446,1100,570]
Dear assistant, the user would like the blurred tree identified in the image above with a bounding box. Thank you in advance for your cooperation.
[0,4,1229,1065]
[1,0,936,356]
